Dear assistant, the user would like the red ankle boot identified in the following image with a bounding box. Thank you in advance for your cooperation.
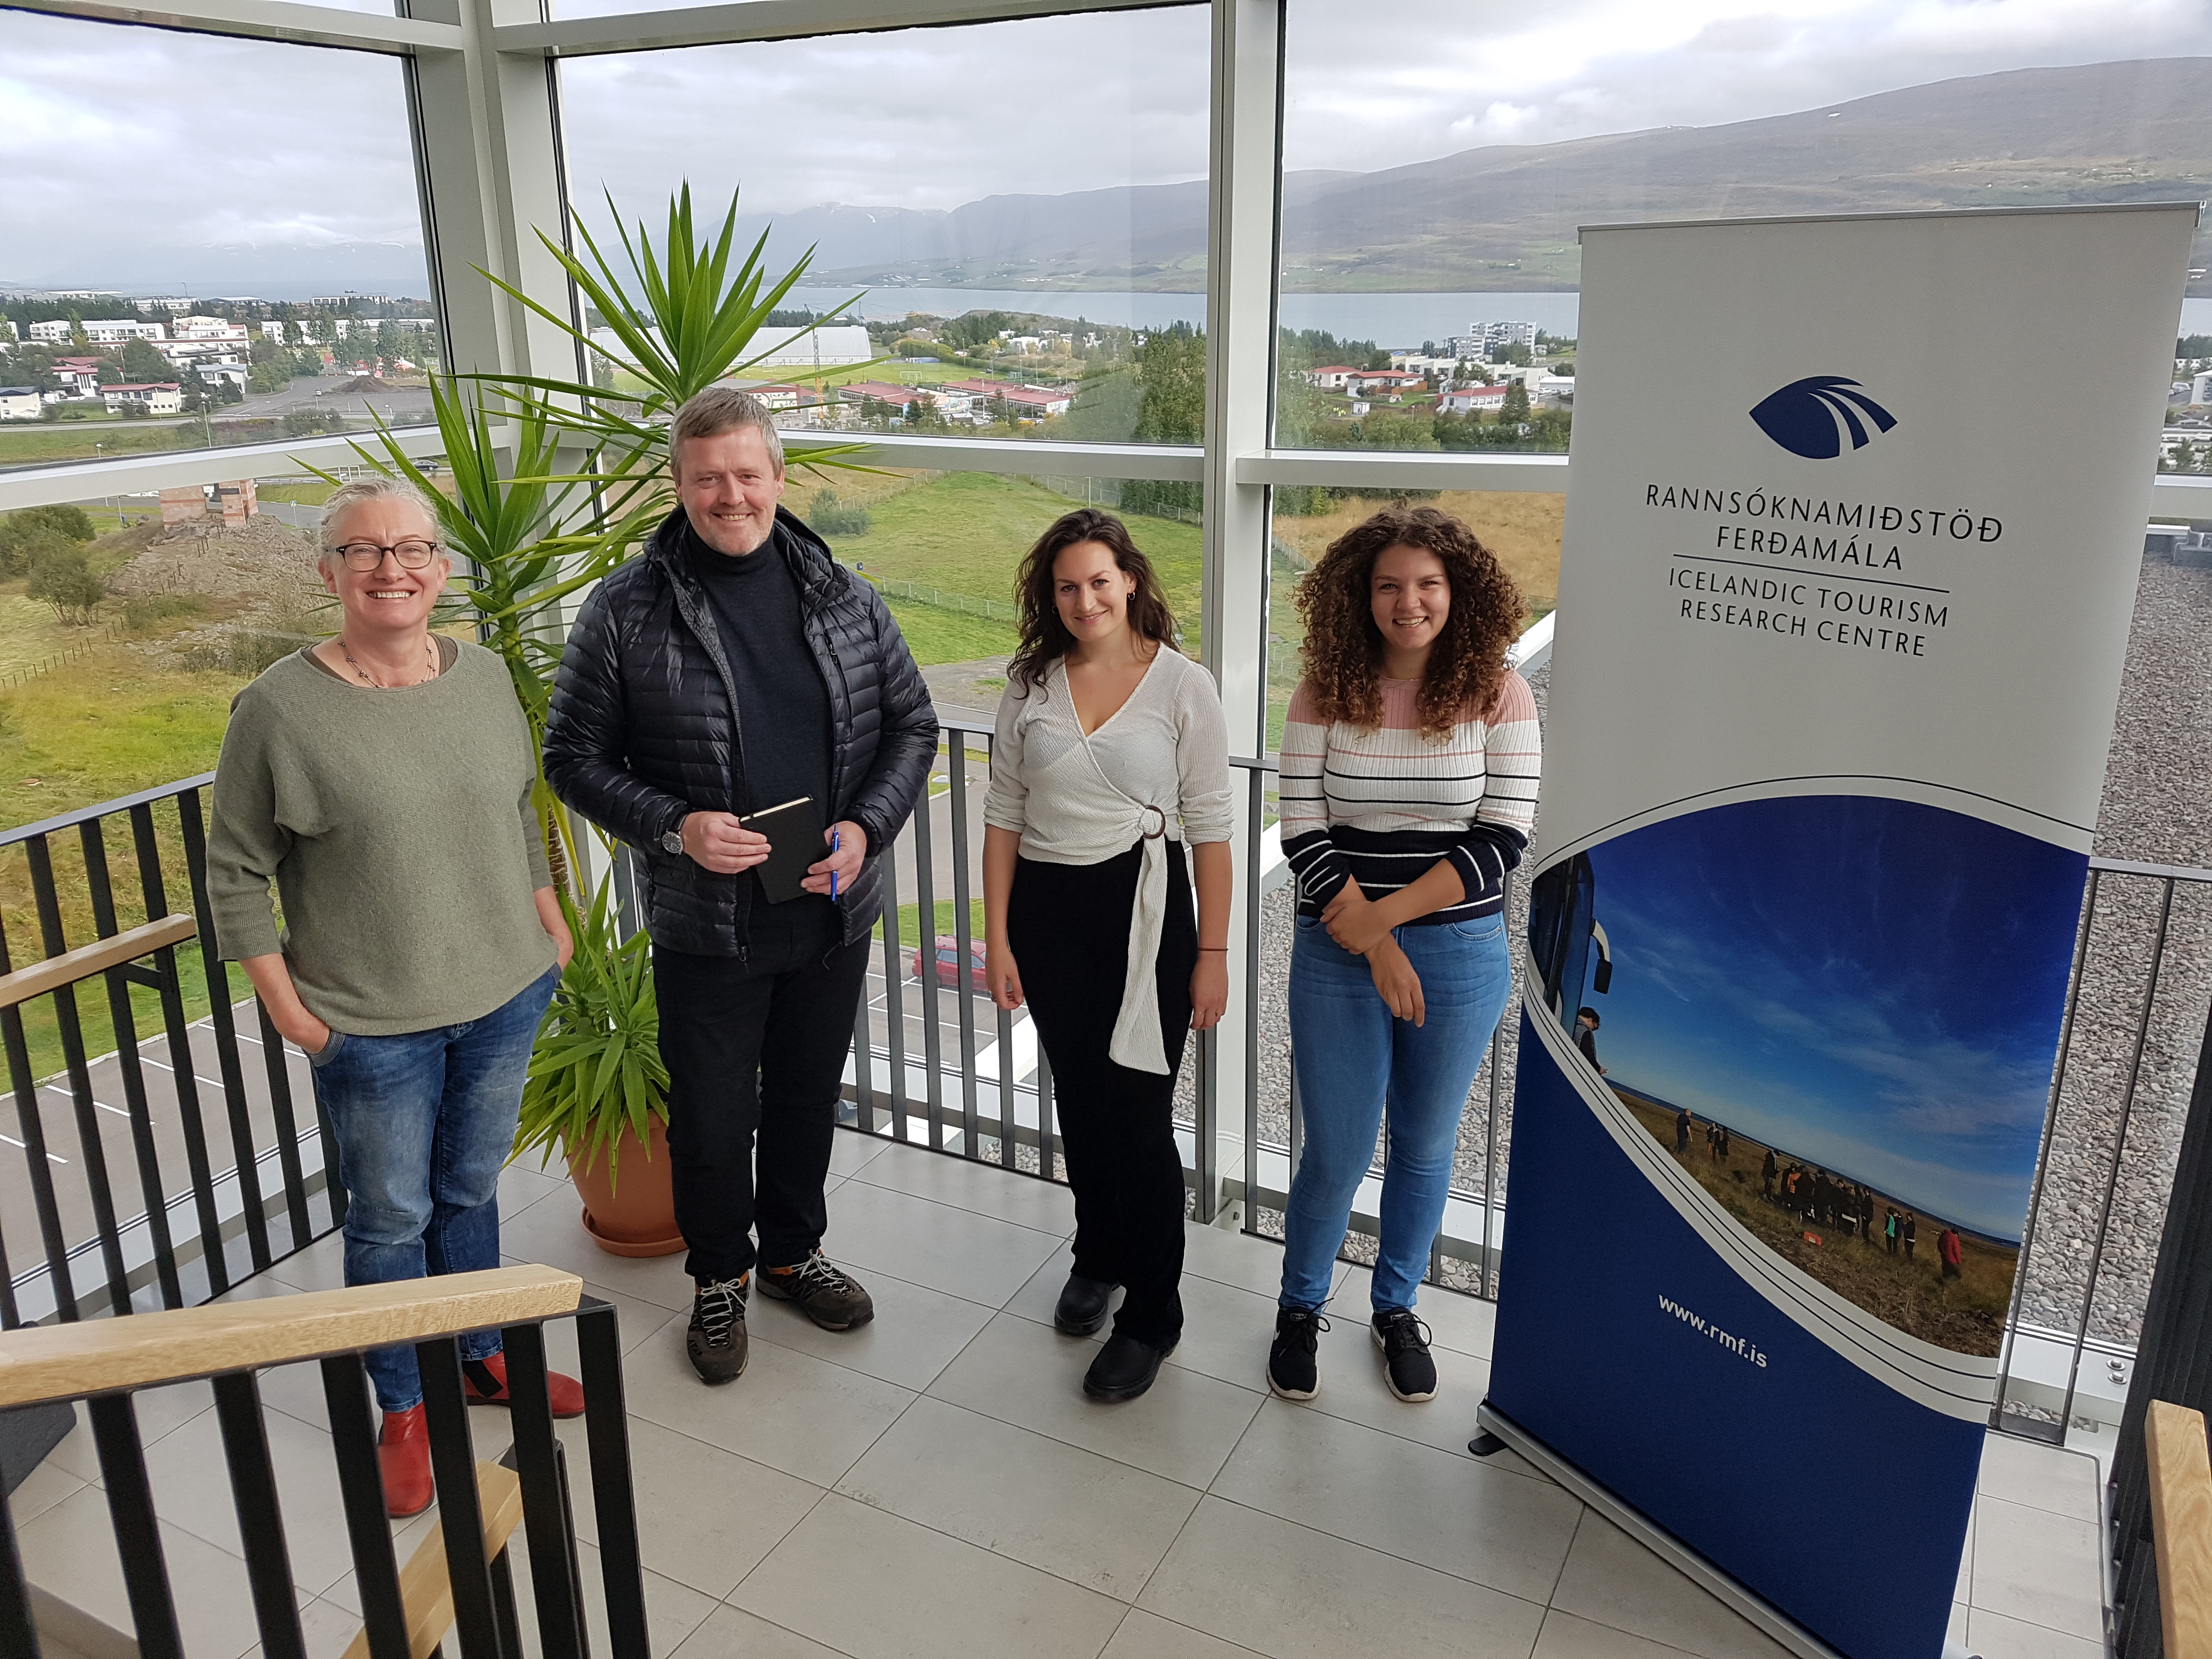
[461,1352,587,1418]
[377,1406,434,1519]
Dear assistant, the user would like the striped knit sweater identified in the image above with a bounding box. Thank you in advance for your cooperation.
[1280,672,1541,925]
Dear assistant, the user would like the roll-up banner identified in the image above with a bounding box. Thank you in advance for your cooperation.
[1479,204,2198,1659]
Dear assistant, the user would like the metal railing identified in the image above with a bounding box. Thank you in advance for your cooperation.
[1,776,341,1328]
[0,1267,645,1659]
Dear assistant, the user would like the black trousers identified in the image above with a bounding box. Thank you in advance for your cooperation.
[1009,839,1196,1349]
[654,896,870,1285]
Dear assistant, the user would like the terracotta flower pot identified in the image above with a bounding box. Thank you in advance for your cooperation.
[566,1116,685,1258]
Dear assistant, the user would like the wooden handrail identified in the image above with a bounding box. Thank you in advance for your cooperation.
[2148,1398,2212,1659]
[342,1461,526,1659]
[0,1265,583,1407]
[0,913,199,1011]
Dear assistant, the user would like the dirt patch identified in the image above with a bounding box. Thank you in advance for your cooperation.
[109,517,325,613]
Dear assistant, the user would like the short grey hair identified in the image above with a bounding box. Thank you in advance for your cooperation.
[670,387,784,477]
[319,475,443,561]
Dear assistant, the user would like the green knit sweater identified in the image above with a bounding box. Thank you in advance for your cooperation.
[207,640,556,1035]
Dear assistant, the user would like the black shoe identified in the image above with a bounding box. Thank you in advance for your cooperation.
[1054,1274,1116,1336]
[1372,1308,1437,1403]
[686,1276,749,1385]
[757,1252,875,1331]
[1083,1332,1173,1402]
[1267,1307,1328,1401]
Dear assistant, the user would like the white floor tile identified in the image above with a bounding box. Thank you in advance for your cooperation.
[499,1188,696,1311]
[1210,1400,1581,1603]
[1180,1223,1301,1300]
[1969,1496,2104,1643]
[825,1180,1063,1307]
[1006,1243,1121,1332]
[1099,1608,1268,1658]
[1534,1607,1726,1659]
[928,1312,1261,1487]
[837,1396,1200,1601]
[44,1380,216,1483]
[1547,1514,1792,1659]
[574,1415,823,1596]
[1967,1605,2108,1659]
[14,1483,266,1659]
[853,1141,1079,1237]
[620,1318,916,1488]
[262,1232,348,1294]
[1277,1314,1496,1465]
[733,1492,1128,1659]
[747,1266,997,1392]
[670,1602,853,1657]
[1976,1434,2102,1524]
[829,1127,894,1178]
[1135,1495,1547,1659]
[5,1456,88,1528]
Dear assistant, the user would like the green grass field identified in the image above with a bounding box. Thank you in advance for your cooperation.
[0,423,185,466]
[873,898,989,947]
[826,471,1204,653]
[882,595,1018,665]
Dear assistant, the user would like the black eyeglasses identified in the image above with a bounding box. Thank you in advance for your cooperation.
[334,538,440,571]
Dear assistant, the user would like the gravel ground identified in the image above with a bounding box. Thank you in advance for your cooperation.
[1240,564,2212,1342]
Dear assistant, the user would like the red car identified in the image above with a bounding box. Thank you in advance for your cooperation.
[911,935,990,996]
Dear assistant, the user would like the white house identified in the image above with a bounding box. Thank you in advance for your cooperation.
[1305,365,1360,391]
[26,320,73,342]
[0,387,41,421]
[103,382,182,415]
[83,318,168,343]
[190,363,249,388]
[1439,385,1509,415]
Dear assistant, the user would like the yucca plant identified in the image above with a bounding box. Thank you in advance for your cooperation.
[477,181,874,527]
[514,877,667,1188]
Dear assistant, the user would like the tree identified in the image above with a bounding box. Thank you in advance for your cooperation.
[26,544,107,624]
[119,336,169,382]
[0,503,95,577]
[1499,380,1531,424]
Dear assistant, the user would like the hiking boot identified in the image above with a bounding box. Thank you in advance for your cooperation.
[686,1275,750,1385]
[377,1406,433,1519]
[1054,1274,1116,1336]
[462,1352,586,1418]
[758,1252,875,1331]
[1372,1308,1437,1403]
[1084,1331,1174,1403]
[1267,1307,1328,1401]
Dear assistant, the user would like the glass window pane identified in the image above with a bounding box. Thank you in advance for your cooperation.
[0,14,434,473]
[554,9,1209,444]
[1278,2,2212,453]
[1266,490,1558,750]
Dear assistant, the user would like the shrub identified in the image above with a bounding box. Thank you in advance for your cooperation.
[806,487,871,538]
[0,504,94,576]
[123,594,206,632]
[26,545,108,624]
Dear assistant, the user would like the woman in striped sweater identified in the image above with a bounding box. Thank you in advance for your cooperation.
[1269,505,1540,1406]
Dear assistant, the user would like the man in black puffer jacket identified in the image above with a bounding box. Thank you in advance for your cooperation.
[545,388,936,1386]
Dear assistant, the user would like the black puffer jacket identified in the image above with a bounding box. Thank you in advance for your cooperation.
[543,504,938,956]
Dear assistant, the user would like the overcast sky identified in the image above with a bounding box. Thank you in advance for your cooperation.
[4,0,2208,292]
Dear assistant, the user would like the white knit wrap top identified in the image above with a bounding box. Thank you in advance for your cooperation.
[984,648,1234,1074]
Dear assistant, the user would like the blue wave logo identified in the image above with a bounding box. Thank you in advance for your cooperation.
[1748,376,1898,459]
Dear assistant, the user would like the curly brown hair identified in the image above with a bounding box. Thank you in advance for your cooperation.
[1007,509,1180,694]
[1294,505,1523,741]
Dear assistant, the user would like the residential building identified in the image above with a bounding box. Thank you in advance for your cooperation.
[101,381,182,415]
[1449,320,1540,362]
[0,386,40,421]
[1344,368,1425,396]
[1304,364,1361,390]
[52,358,105,396]
[943,378,1074,418]
[133,297,197,313]
[190,362,250,388]
[1440,383,1510,415]
[67,318,170,343]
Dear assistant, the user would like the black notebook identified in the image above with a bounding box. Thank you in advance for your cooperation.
[740,795,827,904]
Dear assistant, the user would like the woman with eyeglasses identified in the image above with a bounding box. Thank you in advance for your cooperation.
[207,476,579,1520]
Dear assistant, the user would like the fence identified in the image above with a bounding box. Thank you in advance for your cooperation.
[864,575,1022,625]
[2,623,128,689]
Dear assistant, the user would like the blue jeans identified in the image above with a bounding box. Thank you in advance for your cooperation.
[310,968,559,1411]
[1280,913,1511,1314]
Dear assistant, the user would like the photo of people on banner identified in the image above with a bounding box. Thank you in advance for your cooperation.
[1530,792,2081,1357]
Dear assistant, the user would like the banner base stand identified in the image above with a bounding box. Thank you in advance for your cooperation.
[1475,1400,1859,1659]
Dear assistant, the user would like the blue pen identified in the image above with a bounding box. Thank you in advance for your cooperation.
[829,826,840,899]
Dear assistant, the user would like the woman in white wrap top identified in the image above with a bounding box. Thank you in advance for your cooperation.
[981,510,1233,1403]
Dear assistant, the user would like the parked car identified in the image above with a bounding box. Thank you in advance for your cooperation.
[911,934,990,996]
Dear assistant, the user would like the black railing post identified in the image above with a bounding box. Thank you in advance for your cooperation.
[253,997,315,1254]
[947,738,981,1156]
[0,1475,37,1659]
[416,1338,506,1659]
[502,1322,589,1659]
[575,1301,649,1658]
[87,1394,186,1659]
[911,778,946,1152]
[880,851,910,1144]
[319,1354,410,1659]
[212,1372,309,1659]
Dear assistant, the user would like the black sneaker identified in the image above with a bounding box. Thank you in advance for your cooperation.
[1372,1308,1437,1402]
[686,1276,749,1385]
[757,1251,876,1331]
[1267,1307,1328,1401]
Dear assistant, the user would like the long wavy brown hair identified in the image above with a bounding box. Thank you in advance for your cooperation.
[1007,509,1180,693]
[1295,505,1523,741]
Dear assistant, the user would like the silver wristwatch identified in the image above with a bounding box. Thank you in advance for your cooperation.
[661,823,685,855]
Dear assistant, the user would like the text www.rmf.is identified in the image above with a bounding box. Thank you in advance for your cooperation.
[1658,1295,1769,1368]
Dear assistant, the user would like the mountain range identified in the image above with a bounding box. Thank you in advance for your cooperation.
[743,57,2212,295]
